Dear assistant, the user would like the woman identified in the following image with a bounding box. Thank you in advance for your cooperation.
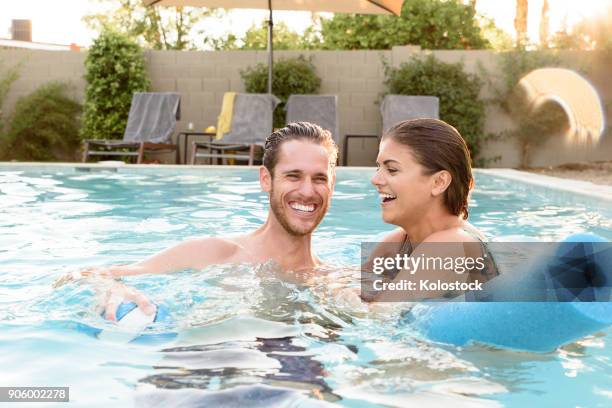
[364,118,498,301]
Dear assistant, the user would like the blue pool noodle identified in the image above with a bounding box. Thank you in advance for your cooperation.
[410,233,612,352]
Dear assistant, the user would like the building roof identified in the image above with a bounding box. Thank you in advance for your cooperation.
[0,38,81,51]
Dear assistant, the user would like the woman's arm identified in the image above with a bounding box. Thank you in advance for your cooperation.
[360,228,406,302]
[371,229,482,302]
[362,228,406,270]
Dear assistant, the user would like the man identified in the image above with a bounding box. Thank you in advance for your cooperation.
[55,122,338,320]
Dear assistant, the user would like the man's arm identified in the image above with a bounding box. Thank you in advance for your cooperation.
[53,236,241,288]
[53,237,243,320]
[103,237,241,278]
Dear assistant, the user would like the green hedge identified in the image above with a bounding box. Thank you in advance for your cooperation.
[81,30,149,140]
[1,82,82,161]
[493,49,564,167]
[384,55,486,161]
[241,56,321,128]
[0,62,20,137]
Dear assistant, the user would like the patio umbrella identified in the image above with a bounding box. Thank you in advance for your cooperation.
[143,1,404,93]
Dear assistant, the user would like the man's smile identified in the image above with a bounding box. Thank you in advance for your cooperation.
[288,201,317,214]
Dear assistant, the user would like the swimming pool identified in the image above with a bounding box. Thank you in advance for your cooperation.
[0,164,611,407]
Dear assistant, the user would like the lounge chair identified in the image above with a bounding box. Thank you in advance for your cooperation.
[379,95,439,133]
[82,92,181,164]
[191,93,280,165]
[285,95,339,144]
[343,95,439,165]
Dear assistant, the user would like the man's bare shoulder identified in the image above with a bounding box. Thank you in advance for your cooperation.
[179,236,245,267]
[187,236,242,250]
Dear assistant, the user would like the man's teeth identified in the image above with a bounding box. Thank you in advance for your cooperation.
[290,202,315,212]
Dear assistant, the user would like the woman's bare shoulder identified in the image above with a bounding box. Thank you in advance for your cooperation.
[366,228,406,260]
[380,228,407,243]
[423,227,480,243]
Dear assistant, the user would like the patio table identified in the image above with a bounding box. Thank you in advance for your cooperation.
[179,131,215,164]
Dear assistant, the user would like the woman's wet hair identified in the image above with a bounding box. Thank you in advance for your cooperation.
[263,122,338,176]
[383,118,474,219]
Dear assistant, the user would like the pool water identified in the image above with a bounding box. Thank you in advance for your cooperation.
[0,167,610,407]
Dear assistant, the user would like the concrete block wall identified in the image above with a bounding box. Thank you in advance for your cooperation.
[0,47,610,167]
[145,48,390,157]
[1,50,86,118]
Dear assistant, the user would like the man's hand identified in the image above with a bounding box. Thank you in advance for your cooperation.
[52,267,116,288]
[104,281,156,322]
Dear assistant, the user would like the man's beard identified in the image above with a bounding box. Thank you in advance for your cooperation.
[269,184,327,236]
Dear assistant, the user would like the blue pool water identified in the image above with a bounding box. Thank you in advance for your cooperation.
[0,166,611,407]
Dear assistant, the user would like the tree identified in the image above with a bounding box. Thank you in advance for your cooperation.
[550,5,612,50]
[318,0,490,50]
[384,55,486,159]
[539,0,550,48]
[241,21,309,50]
[479,16,514,51]
[203,33,240,51]
[83,0,210,50]
[514,0,528,47]
[81,30,149,140]
[204,21,317,50]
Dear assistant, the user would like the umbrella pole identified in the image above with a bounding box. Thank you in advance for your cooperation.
[267,0,273,94]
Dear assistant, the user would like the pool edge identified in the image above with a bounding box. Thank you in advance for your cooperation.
[2,162,611,202]
[475,168,612,202]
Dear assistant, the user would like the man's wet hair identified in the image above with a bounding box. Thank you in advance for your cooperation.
[263,122,338,176]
